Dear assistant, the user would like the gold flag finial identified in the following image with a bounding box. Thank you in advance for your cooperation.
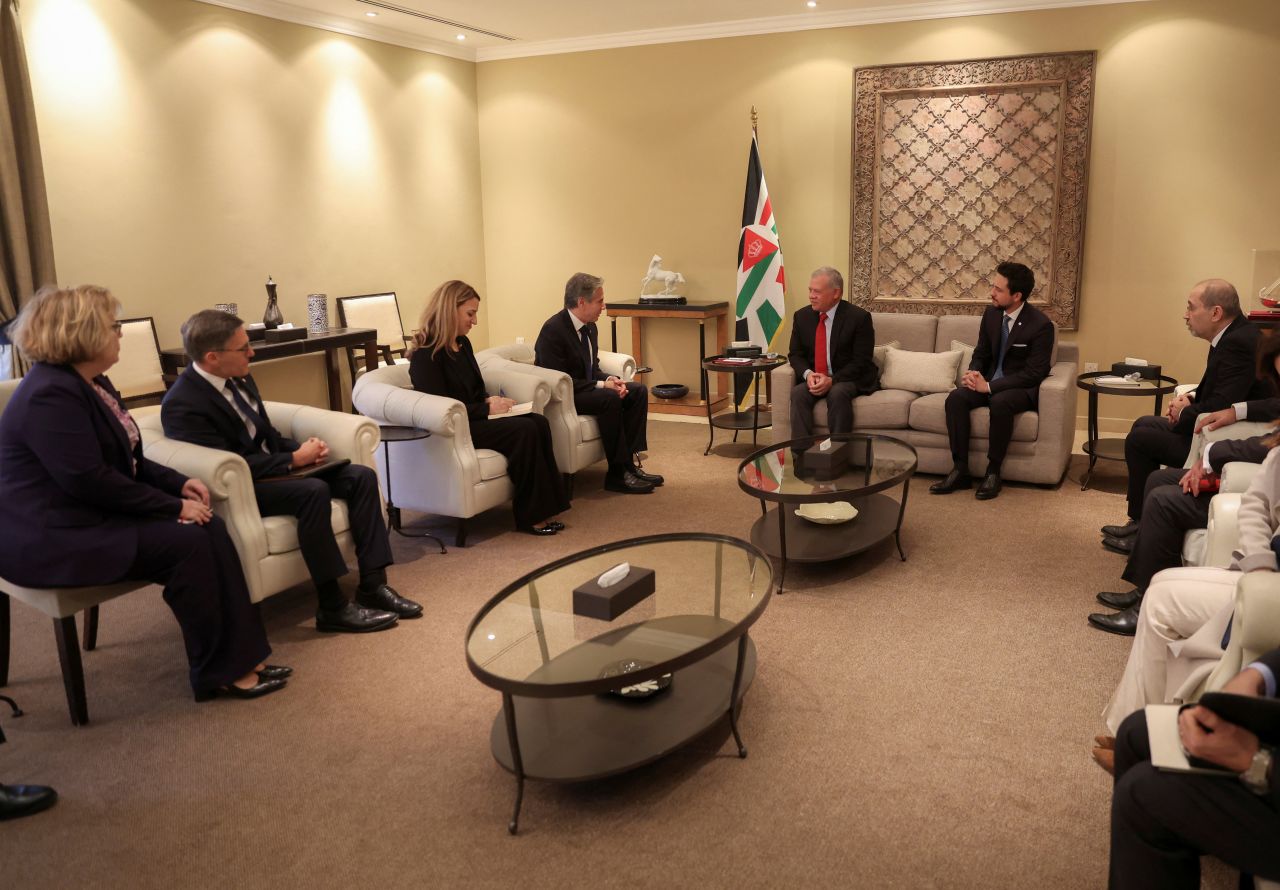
[750,105,758,136]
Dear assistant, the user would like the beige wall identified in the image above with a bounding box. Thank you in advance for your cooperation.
[477,0,1280,430]
[22,0,487,405]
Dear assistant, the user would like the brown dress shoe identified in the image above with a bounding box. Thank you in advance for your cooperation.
[1093,734,1116,751]
[1091,746,1116,776]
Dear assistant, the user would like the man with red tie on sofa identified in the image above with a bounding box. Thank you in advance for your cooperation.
[930,261,1054,501]
[787,266,878,439]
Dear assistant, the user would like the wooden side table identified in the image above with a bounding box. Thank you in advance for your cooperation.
[604,302,730,417]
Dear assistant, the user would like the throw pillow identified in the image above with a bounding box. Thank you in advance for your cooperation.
[872,339,901,372]
[951,339,975,386]
[880,346,962,394]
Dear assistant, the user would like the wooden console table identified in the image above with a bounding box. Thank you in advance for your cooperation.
[160,326,378,412]
[605,302,730,417]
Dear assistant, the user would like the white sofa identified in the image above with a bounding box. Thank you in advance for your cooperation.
[770,311,1078,484]
[351,360,551,546]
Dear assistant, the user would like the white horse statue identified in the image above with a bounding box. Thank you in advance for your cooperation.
[640,255,686,296]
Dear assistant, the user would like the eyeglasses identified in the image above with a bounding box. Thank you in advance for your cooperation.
[214,344,253,355]
[110,322,123,333]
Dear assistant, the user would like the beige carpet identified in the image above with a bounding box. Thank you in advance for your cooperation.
[0,423,1206,888]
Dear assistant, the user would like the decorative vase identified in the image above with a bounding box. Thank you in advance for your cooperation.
[263,276,284,329]
[306,293,328,334]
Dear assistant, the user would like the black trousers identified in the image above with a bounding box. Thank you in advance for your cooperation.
[790,381,859,437]
[1110,710,1280,889]
[942,385,1035,474]
[470,413,570,528]
[573,382,649,474]
[123,515,270,694]
[253,463,392,601]
[1122,467,1212,594]
[1124,416,1193,521]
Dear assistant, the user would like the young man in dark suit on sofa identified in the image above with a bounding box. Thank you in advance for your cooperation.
[534,273,663,495]
[161,310,422,633]
[930,261,1054,501]
[786,266,878,438]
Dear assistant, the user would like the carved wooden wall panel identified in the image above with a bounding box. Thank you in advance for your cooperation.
[850,52,1095,330]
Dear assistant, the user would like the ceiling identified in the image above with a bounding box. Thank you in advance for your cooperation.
[194,0,1153,61]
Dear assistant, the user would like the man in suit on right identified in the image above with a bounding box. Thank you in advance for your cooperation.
[1103,279,1270,540]
[1108,645,1280,888]
[930,261,1054,500]
[786,266,879,438]
[535,273,663,495]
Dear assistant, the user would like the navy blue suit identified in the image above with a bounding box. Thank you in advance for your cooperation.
[0,363,269,693]
[161,366,392,605]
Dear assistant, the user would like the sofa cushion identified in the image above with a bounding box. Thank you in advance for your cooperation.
[476,448,508,481]
[872,339,901,372]
[951,339,975,386]
[872,313,937,352]
[909,392,1040,441]
[263,500,351,554]
[936,315,981,351]
[852,389,914,429]
[880,347,961,394]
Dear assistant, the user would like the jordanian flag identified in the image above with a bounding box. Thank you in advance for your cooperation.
[736,134,786,348]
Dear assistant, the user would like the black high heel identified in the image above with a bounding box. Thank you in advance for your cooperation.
[256,665,293,680]
[519,525,557,536]
[194,677,287,702]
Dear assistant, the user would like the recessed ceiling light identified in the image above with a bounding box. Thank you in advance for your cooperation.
[807,1,817,6]
[456,33,466,40]
[365,10,377,16]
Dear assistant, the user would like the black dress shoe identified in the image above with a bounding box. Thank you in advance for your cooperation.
[1088,603,1140,636]
[929,468,973,494]
[1096,589,1142,610]
[256,664,292,680]
[316,602,399,633]
[356,584,423,619]
[194,677,287,702]
[0,783,57,822]
[1101,520,1140,538]
[631,467,664,486]
[520,524,557,536]
[1101,534,1134,556]
[975,473,1002,500]
[604,471,655,494]
[544,520,565,531]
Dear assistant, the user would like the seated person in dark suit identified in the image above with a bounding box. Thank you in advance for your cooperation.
[161,310,421,633]
[534,273,663,495]
[787,266,878,438]
[930,261,1054,501]
[1107,646,1280,889]
[408,280,569,536]
[1089,339,1280,636]
[1104,279,1270,537]
[0,286,287,701]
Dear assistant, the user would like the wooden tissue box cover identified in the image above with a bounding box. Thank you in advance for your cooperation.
[572,566,656,621]
[264,327,308,342]
[804,439,848,479]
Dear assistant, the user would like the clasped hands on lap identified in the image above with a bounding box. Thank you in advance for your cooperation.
[960,370,990,393]
[806,372,833,397]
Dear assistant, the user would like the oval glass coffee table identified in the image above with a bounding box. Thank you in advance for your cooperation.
[738,434,918,592]
[465,533,774,834]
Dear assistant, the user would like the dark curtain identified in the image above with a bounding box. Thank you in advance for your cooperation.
[0,0,56,377]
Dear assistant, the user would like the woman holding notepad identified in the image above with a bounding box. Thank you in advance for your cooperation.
[408,281,569,536]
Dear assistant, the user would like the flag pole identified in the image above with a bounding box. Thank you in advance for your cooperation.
[751,105,758,138]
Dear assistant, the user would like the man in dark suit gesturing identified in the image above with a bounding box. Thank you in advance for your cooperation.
[1102,279,1270,540]
[162,310,422,633]
[787,266,878,438]
[535,273,663,495]
[930,261,1054,500]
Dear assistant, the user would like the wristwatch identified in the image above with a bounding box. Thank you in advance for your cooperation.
[1240,746,1274,795]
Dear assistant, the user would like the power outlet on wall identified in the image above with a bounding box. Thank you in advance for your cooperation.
[1084,362,1099,372]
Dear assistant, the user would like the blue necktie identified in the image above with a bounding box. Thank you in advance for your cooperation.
[992,315,1011,381]
[226,378,268,451]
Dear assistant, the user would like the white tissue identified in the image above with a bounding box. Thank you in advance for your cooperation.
[597,562,631,588]
[278,322,295,329]
[247,322,266,329]
[1123,357,1148,366]
[819,437,833,452]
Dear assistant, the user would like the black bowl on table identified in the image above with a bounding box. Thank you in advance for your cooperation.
[652,383,688,400]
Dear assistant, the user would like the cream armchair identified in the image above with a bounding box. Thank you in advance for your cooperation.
[136,403,379,603]
[475,341,636,483]
[351,360,551,546]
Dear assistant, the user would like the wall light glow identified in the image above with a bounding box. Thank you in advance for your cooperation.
[325,80,373,165]
[26,0,121,111]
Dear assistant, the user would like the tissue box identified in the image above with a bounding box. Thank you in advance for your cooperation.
[803,439,849,480]
[572,566,656,621]
[264,327,308,343]
[246,324,267,341]
[725,345,762,358]
[1110,362,1161,380]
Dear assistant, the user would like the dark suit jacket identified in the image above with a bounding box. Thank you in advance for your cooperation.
[969,303,1055,403]
[1177,316,1270,435]
[535,309,608,396]
[408,338,490,422]
[161,366,300,480]
[0,363,187,587]
[786,301,879,394]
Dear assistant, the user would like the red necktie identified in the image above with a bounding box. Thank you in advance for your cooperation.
[814,313,829,376]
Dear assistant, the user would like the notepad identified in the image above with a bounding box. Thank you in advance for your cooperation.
[489,401,533,420]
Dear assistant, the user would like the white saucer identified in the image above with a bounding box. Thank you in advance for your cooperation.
[795,501,858,524]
